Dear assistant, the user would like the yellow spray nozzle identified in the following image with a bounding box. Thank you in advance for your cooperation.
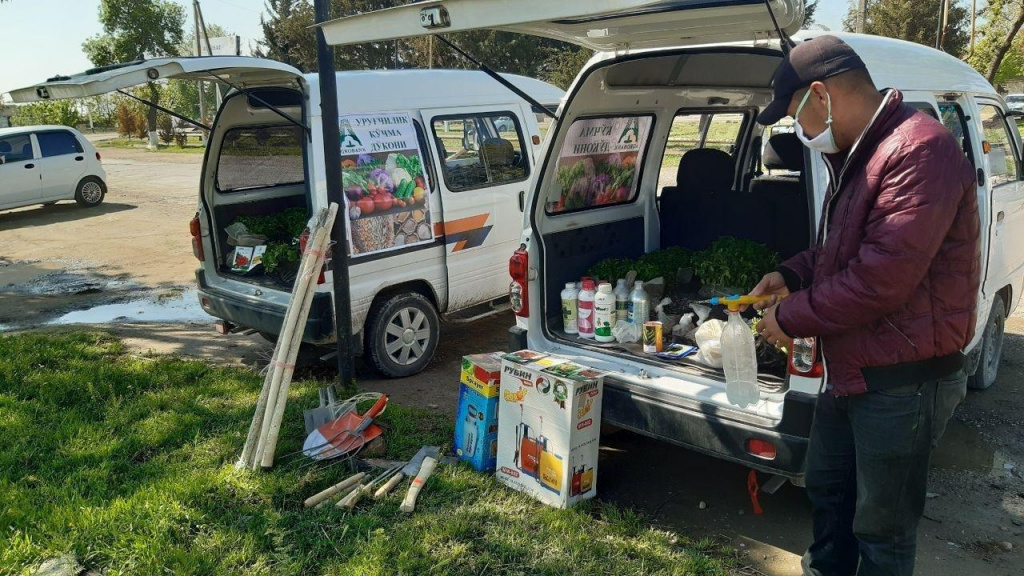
[708,294,777,311]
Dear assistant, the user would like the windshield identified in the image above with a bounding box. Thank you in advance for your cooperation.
[1007,95,1024,103]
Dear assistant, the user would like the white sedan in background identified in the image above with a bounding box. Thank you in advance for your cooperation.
[0,125,107,212]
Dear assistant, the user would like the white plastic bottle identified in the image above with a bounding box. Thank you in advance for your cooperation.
[594,282,616,342]
[627,281,650,324]
[561,282,579,334]
[577,279,596,339]
[722,310,760,408]
[614,279,629,322]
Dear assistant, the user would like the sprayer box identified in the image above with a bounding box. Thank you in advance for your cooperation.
[496,351,604,508]
[454,353,504,471]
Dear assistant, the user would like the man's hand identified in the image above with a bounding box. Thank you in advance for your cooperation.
[756,304,793,350]
[748,271,791,311]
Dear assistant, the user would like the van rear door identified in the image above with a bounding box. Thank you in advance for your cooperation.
[6,57,304,103]
[320,0,803,51]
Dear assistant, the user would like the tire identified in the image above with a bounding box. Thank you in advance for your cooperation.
[968,297,1006,390]
[365,291,440,378]
[74,176,106,208]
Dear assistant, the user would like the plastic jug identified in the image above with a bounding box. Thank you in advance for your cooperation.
[614,279,629,321]
[627,281,650,324]
[594,282,616,342]
[577,279,596,339]
[561,282,579,334]
[721,310,760,407]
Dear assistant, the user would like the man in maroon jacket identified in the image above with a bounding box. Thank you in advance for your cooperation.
[753,36,981,575]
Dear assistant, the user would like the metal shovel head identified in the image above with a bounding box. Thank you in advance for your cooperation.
[303,387,343,434]
[303,411,383,460]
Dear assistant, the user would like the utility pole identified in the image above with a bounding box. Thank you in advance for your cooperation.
[940,0,952,51]
[970,0,978,56]
[313,0,355,388]
[856,0,867,33]
[428,36,433,69]
[935,0,946,50]
[195,0,222,109]
[194,0,206,127]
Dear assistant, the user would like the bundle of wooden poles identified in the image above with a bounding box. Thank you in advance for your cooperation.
[237,203,339,471]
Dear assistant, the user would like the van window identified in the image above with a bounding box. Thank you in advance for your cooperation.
[546,115,654,214]
[937,103,974,167]
[660,111,747,190]
[0,133,33,163]
[37,131,83,157]
[431,113,529,191]
[217,125,305,192]
[979,104,1021,186]
[908,102,938,119]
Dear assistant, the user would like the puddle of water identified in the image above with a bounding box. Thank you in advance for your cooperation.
[48,289,213,325]
[931,419,1011,475]
[7,271,135,296]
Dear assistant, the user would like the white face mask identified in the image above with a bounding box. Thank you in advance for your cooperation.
[795,88,841,154]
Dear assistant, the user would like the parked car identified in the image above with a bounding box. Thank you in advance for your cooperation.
[0,125,107,211]
[322,0,1024,482]
[8,62,563,378]
[1006,94,1024,113]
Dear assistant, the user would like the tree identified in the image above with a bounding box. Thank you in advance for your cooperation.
[968,0,1024,83]
[540,47,593,91]
[11,100,82,128]
[843,0,970,57]
[805,0,819,26]
[256,0,307,67]
[82,0,186,148]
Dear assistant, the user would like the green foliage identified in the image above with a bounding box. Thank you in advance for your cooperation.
[234,208,309,274]
[540,46,593,90]
[589,247,693,289]
[589,258,635,284]
[10,100,81,128]
[691,237,780,293]
[843,0,970,58]
[966,0,1024,83]
[262,242,300,273]
[0,331,734,575]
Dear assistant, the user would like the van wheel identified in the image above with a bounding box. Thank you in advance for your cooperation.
[968,297,1006,390]
[75,177,106,207]
[366,292,439,378]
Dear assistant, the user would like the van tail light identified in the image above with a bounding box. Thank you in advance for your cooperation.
[95,151,102,162]
[298,229,326,284]
[746,438,777,460]
[508,244,529,317]
[788,336,824,378]
[189,213,204,261]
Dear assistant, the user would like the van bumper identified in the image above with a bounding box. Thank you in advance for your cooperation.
[196,270,335,344]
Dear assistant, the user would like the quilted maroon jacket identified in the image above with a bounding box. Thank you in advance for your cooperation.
[776,90,981,395]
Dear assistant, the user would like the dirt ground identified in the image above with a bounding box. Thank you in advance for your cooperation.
[1,146,1022,575]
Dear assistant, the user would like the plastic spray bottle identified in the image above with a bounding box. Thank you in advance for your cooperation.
[561,282,579,334]
[721,304,760,408]
[627,281,650,324]
[594,282,616,342]
[577,279,596,339]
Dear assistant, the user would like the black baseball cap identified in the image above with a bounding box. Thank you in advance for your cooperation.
[757,35,867,125]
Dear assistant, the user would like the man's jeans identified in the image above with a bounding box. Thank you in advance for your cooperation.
[801,370,967,576]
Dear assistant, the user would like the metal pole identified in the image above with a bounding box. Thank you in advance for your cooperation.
[970,0,978,56]
[935,0,946,50]
[195,0,222,109]
[194,1,206,127]
[940,0,951,51]
[856,0,866,33]
[314,0,355,388]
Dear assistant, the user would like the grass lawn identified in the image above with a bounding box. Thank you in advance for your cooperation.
[0,332,735,576]
[97,138,205,154]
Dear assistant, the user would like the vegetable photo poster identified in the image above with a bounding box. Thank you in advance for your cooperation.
[549,116,653,214]
[339,113,433,256]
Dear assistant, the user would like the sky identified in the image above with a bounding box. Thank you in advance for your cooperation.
[0,0,851,98]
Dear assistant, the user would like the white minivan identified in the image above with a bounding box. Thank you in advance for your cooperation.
[320,0,1024,480]
[8,62,562,378]
[0,125,107,211]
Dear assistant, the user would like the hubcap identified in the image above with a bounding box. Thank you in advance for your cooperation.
[81,181,102,204]
[384,307,430,366]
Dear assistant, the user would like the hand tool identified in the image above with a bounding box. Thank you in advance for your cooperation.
[303,471,367,508]
[302,394,388,461]
[692,294,785,310]
[336,462,404,510]
[400,455,438,513]
[374,446,438,500]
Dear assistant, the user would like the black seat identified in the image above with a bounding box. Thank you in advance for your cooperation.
[749,133,811,259]
[660,148,735,250]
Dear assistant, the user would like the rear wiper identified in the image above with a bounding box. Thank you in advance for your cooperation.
[116,89,212,132]
[202,69,311,138]
[435,35,558,121]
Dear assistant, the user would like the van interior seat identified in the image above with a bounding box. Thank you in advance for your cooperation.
[749,133,811,260]
[660,148,735,251]
[481,137,514,167]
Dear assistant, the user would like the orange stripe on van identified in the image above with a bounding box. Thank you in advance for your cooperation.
[443,214,490,235]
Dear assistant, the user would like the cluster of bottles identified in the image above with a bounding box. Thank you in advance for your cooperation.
[561,277,650,342]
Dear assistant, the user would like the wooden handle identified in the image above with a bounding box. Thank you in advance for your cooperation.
[400,456,437,513]
[336,483,370,510]
[303,472,365,508]
[374,472,404,500]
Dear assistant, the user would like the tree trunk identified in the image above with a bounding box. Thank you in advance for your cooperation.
[987,3,1024,83]
[147,82,159,149]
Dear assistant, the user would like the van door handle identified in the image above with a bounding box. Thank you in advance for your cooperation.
[24,163,34,169]
[518,190,525,212]
[75,155,84,161]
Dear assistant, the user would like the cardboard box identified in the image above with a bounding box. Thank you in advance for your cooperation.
[496,350,604,508]
[454,353,503,471]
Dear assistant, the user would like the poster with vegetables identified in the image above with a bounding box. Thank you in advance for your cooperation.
[339,113,432,256]
[549,116,653,214]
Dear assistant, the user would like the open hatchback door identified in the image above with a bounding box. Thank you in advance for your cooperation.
[6,56,304,103]
[320,0,804,51]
